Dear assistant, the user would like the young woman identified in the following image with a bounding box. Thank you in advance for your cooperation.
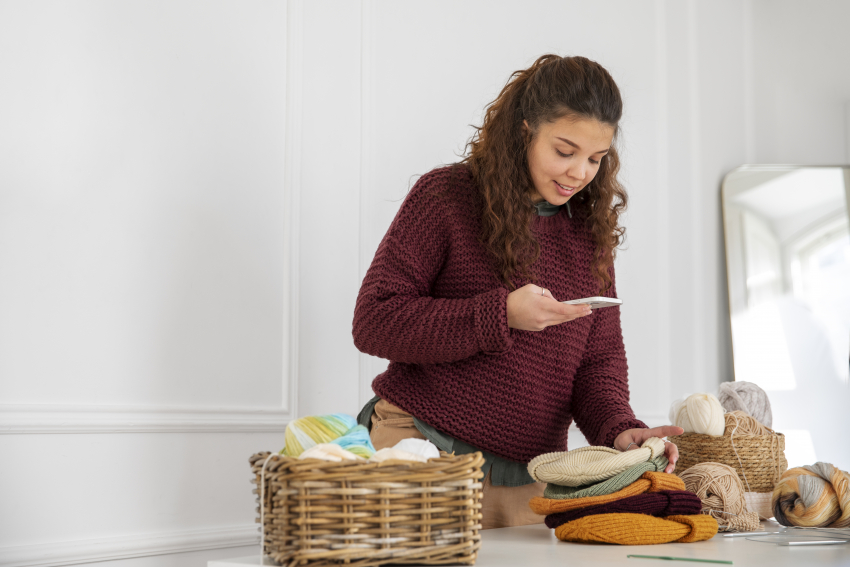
[353,54,683,529]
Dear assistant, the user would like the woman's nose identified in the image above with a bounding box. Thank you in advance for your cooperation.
[566,162,586,182]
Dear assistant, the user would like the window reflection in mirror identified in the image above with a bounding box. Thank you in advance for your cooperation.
[722,166,850,472]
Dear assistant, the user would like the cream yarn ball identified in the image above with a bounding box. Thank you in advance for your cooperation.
[669,393,726,436]
[718,381,772,429]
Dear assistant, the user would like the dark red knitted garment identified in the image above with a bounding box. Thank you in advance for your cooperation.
[544,491,704,528]
[353,165,647,463]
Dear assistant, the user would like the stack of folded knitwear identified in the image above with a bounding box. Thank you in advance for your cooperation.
[527,437,718,545]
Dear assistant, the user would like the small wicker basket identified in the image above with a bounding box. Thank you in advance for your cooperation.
[249,451,484,567]
[668,430,788,493]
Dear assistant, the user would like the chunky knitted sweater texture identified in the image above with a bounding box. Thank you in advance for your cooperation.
[352,165,646,463]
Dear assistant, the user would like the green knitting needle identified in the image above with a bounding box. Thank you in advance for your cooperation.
[627,555,732,565]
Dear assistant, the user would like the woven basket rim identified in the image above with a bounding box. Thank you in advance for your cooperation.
[250,450,485,471]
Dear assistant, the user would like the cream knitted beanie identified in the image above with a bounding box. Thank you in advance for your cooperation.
[528,437,666,486]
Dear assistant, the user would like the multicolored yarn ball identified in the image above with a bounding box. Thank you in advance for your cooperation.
[281,414,359,457]
[772,462,850,528]
[669,393,725,436]
[718,381,772,429]
[329,424,375,458]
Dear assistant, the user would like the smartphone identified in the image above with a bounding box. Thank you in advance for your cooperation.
[561,296,623,310]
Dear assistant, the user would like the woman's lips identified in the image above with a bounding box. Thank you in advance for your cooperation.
[554,181,575,197]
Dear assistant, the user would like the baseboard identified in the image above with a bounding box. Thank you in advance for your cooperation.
[0,404,290,434]
[0,525,259,567]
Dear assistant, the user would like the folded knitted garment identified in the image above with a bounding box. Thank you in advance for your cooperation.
[545,490,703,528]
[544,455,669,500]
[529,471,686,516]
[554,513,718,545]
[528,437,666,486]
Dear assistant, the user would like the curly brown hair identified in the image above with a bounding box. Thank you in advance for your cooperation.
[463,54,628,294]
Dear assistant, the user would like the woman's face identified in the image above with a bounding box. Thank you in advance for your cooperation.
[525,115,615,205]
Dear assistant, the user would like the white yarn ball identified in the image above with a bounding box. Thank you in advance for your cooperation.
[718,381,772,429]
[669,393,725,436]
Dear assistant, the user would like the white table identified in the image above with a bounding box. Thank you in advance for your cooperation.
[210,521,850,566]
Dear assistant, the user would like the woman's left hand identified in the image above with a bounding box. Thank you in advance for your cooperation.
[613,425,685,474]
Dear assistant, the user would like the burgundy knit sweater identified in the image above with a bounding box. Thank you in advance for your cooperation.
[352,165,647,463]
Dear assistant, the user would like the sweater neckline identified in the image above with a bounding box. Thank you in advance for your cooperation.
[533,204,571,233]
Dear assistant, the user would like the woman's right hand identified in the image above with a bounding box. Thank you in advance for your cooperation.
[506,284,593,331]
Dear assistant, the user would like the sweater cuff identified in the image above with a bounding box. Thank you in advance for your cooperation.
[473,287,513,355]
[598,414,649,448]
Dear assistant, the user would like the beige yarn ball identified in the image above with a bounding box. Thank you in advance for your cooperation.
[679,462,761,532]
[669,393,725,436]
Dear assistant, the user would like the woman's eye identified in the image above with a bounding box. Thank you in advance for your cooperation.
[589,158,599,165]
[556,150,571,158]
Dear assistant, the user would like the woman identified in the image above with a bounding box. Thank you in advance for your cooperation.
[353,54,683,529]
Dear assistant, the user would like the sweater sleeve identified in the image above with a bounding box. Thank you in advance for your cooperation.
[571,279,647,447]
[352,172,513,364]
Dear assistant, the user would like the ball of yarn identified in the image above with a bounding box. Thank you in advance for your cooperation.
[723,410,772,436]
[718,381,772,429]
[281,414,358,457]
[329,424,375,458]
[772,462,850,528]
[669,393,725,436]
[678,462,761,532]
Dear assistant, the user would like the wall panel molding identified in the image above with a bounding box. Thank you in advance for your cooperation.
[283,0,303,418]
[0,525,257,567]
[0,404,290,434]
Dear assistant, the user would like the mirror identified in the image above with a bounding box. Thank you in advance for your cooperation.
[722,165,850,472]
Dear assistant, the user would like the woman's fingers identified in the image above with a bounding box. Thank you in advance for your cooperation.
[507,284,591,330]
[664,440,679,473]
[646,425,684,439]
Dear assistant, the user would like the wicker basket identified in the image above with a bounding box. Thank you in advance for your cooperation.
[668,431,787,493]
[249,451,485,567]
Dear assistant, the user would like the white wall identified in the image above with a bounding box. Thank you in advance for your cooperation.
[0,1,290,566]
[2,1,847,565]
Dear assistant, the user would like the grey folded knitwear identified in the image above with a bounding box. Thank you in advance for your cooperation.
[544,455,669,500]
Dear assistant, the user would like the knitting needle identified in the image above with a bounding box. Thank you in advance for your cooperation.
[627,555,732,564]
[722,532,771,537]
[780,540,848,546]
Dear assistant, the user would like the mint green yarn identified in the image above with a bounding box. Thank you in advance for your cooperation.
[543,455,669,500]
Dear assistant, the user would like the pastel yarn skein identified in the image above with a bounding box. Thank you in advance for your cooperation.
[528,437,666,486]
[329,424,376,458]
[282,414,356,457]
[718,381,772,429]
[669,393,725,436]
[772,462,850,528]
[544,455,669,500]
